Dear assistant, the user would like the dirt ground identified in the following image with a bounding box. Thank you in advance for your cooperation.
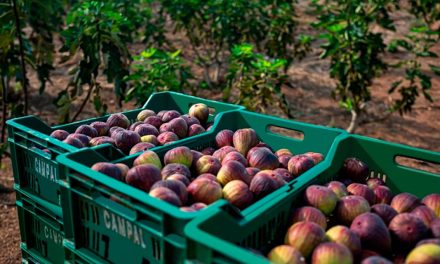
[1,4,439,263]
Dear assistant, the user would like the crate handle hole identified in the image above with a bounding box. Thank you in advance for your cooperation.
[268,126,304,141]
[395,156,440,174]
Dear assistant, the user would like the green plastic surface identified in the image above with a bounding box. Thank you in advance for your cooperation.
[56,110,345,264]
[6,92,243,211]
[184,134,440,264]
[16,188,65,264]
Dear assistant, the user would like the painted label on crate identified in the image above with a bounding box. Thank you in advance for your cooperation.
[43,222,63,246]
[34,156,57,182]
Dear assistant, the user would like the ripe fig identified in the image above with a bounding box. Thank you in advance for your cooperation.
[63,137,84,148]
[166,174,190,187]
[75,125,98,138]
[90,121,109,136]
[91,162,123,181]
[159,122,172,133]
[326,181,348,198]
[275,149,293,157]
[157,131,179,145]
[288,155,315,177]
[278,154,293,169]
[304,152,324,164]
[144,116,162,129]
[291,206,327,230]
[361,256,392,264]
[311,242,353,264]
[136,109,155,122]
[215,129,234,148]
[151,179,188,205]
[90,136,116,147]
[196,173,217,182]
[390,213,429,248]
[109,126,125,137]
[187,178,222,205]
[422,194,440,217]
[232,128,259,156]
[222,180,253,210]
[305,185,338,215]
[206,123,213,131]
[161,163,191,180]
[405,243,440,264]
[107,113,130,129]
[417,239,440,247]
[140,135,158,146]
[156,110,167,119]
[336,195,371,225]
[50,129,69,141]
[370,204,397,225]
[195,155,221,175]
[180,206,196,212]
[350,213,391,254]
[366,178,385,189]
[222,151,248,167]
[359,250,380,261]
[115,163,129,181]
[373,185,393,204]
[129,121,143,131]
[412,205,437,227]
[161,110,181,122]
[164,146,193,167]
[149,187,181,207]
[274,168,294,182]
[188,103,209,124]
[245,167,260,179]
[181,114,200,127]
[217,160,251,186]
[168,117,188,138]
[134,124,159,137]
[201,147,216,155]
[340,158,369,183]
[188,124,205,136]
[248,148,279,170]
[268,245,305,264]
[190,150,204,168]
[191,202,207,211]
[129,142,155,155]
[133,150,162,169]
[113,130,141,154]
[432,218,440,238]
[66,133,91,147]
[285,221,326,257]
[326,225,361,257]
[391,192,420,213]
[246,146,272,161]
[249,170,285,199]
[347,183,375,205]
[126,164,161,192]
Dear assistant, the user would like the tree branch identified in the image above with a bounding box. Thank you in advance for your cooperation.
[346,109,358,133]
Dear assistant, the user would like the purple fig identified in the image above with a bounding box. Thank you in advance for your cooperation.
[206,123,214,131]
[412,205,437,227]
[91,162,123,181]
[304,152,324,164]
[246,146,272,161]
[161,110,181,123]
[164,146,193,167]
[191,150,204,168]
[366,178,385,189]
[161,163,191,180]
[109,126,125,137]
[149,187,181,207]
[215,129,234,148]
[249,170,285,199]
[50,129,69,141]
[284,221,326,257]
[213,146,236,162]
[217,160,251,186]
[115,163,129,181]
[151,179,188,205]
[144,116,162,129]
[292,206,327,230]
[90,136,115,147]
[268,245,305,264]
[134,124,159,137]
[166,174,190,187]
[417,238,440,246]
[168,117,188,138]
[191,202,208,211]
[371,204,397,225]
[373,185,393,204]
[274,168,294,182]
[75,125,98,138]
[423,194,440,217]
[195,155,221,175]
[405,244,440,264]
[137,109,155,122]
[157,132,179,145]
[66,133,91,146]
[391,192,420,213]
[288,155,315,177]
[278,154,293,168]
[90,121,109,136]
[159,123,172,133]
[140,135,158,145]
[326,225,362,257]
[222,151,248,167]
[361,256,392,264]
[246,167,260,177]
[63,137,84,148]
[129,121,143,131]
[347,183,375,205]
[107,113,130,129]
[275,149,293,157]
[187,178,222,205]
[129,142,155,155]
[188,124,205,136]
[201,147,216,155]
[196,173,218,182]
[340,158,369,183]
[222,180,254,210]
[248,148,279,170]
[304,185,338,215]
[133,150,162,169]
[360,250,380,261]
[181,114,200,127]
[156,110,167,119]
[232,128,259,156]
[336,195,371,225]
[311,242,353,264]
[113,130,141,154]
[389,213,429,248]
[350,213,391,254]
[188,103,209,124]
[432,218,440,238]
[126,164,161,192]
[326,181,348,198]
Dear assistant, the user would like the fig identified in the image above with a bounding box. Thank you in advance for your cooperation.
[151,179,188,205]
[129,121,143,131]
[246,146,272,161]
[256,142,273,151]
[180,206,196,212]
[91,162,123,181]
[206,123,214,131]
[391,192,420,213]
[326,181,348,198]
[350,213,391,254]
[366,178,385,189]
[144,116,162,129]
[326,225,362,257]
[109,126,125,137]
[232,128,259,156]
[161,110,181,123]
[90,121,109,136]
[370,204,397,225]
[63,137,84,148]
[275,149,293,157]
[50,129,69,140]
[195,155,221,175]
[75,125,98,138]
[191,150,204,169]
[274,168,294,182]
[168,117,188,138]
[201,147,216,155]
[389,213,429,248]
[196,173,217,182]
[304,152,324,164]
[268,245,305,264]
[222,180,254,210]
[166,174,190,187]
[157,132,179,145]
[291,206,327,230]
[405,243,440,264]
[137,109,155,122]
[217,160,251,186]
[248,148,279,170]
[66,133,91,146]
[140,135,158,146]
[360,250,380,260]
[336,195,371,225]
[156,110,167,119]
[213,146,237,162]
[372,185,393,204]
[187,178,222,205]
[422,194,440,217]
[90,136,116,147]
[134,124,159,137]
[188,103,209,124]
[361,256,392,264]
[249,170,285,198]
[412,205,437,227]
[304,185,338,215]
[126,164,161,192]
[113,130,141,154]
[222,151,248,167]
[164,146,193,167]
[191,202,207,211]
[432,218,440,238]
[161,163,191,180]
[347,183,375,205]
[107,113,130,129]
[285,221,326,257]
[288,155,315,177]
[278,154,293,168]
[215,129,234,148]
[149,187,181,207]
[188,124,205,136]
[340,158,369,183]
[417,239,440,246]
[133,150,162,169]
[129,142,155,155]
[159,123,172,133]
[245,167,260,178]
[181,114,200,127]
[115,163,129,181]
[311,242,353,264]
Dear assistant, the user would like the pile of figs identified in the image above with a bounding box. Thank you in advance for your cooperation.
[49,103,212,154]
[91,128,323,212]
[266,157,440,264]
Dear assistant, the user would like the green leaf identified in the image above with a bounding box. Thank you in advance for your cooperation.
[429,65,440,76]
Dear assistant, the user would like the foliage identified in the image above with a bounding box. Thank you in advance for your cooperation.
[125,48,192,106]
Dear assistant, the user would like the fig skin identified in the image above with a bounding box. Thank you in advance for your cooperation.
[361,256,392,264]
[213,146,237,162]
[366,178,385,189]
[275,148,293,157]
[66,133,91,147]
[157,131,179,145]
[326,181,348,198]
[90,136,116,147]
[161,110,181,123]
[350,213,392,255]
[222,151,248,167]
[168,117,188,138]
[311,242,353,264]
[75,124,98,138]
[90,121,110,136]
[347,183,375,205]
[50,129,69,141]
[126,164,162,192]
[187,178,222,205]
[304,152,324,164]
[390,192,420,213]
[222,180,254,210]
[304,185,338,216]
[370,204,397,225]
[232,128,259,156]
[422,194,440,217]
[115,163,129,181]
[267,245,305,264]
[63,137,84,148]
[248,148,279,170]
[136,109,156,122]
[91,162,123,181]
[278,154,293,168]
[129,142,155,155]
[113,130,141,154]
[109,126,125,138]
[417,238,440,247]
[166,174,191,187]
[389,213,429,248]
[191,202,207,211]
[144,116,162,129]
[284,221,326,258]
[134,124,159,137]
[161,163,191,180]
[412,205,437,227]
[215,129,234,148]
[195,155,222,175]
[217,160,251,186]
[181,114,201,127]
[274,168,294,182]
[405,243,440,264]
[326,225,362,257]
[340,157,369,183]
[188,124,205,136]
[201,147,216,155]
[188,103,209,124]
[336,195,371,225]
[107,113,130,129]
[432,218,440,238]
[249,170,285,199]
[372,185,393,204]
[164,146,193,167]
[288,155,315,177]
[149,187,182,207]
[151,179,188,205]
[246,167,260,179]
[140,135,158,146]
[133,150,162,169]
[291,206,327,230]
[196,173,218,182]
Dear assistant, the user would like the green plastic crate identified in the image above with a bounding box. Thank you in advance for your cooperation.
[56,110,345,264]
[16,188,65,264]
[184,134,440,264]
[7,92,244,216]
